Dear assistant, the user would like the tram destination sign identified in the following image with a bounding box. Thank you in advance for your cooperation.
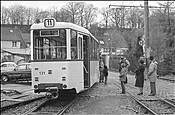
[40,30,59,37]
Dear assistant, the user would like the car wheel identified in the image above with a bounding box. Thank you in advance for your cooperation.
[2,75,9,82]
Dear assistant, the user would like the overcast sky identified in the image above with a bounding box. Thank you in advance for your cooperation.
[1,1,173,10]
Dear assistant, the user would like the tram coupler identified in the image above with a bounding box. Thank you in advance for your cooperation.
[45,87,59,99]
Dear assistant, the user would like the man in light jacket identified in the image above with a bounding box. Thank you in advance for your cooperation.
[119,57,130,84]
[99,58,104,83]
[148,56,157,96]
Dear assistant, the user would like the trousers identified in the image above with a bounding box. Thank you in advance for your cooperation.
[121,81,126,94]
[150,82,156,95]
[99,71,104,82]
[104,76,107,84]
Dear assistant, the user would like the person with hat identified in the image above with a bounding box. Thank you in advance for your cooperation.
[135,59,145,95]
[118,56,130,84]
[119,63,127,94]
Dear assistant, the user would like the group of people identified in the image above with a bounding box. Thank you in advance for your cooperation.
[99,55,158,96]
[118,56,157,96]
[134,56,157,96]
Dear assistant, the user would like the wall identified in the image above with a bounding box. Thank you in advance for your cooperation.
[1,41,21,49]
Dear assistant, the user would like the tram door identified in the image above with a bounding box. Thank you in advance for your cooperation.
[83,35,90,88]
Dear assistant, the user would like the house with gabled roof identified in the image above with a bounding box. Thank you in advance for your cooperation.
[96,28,128,56]
[1,24,31,64]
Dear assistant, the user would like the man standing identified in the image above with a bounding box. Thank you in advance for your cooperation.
[148,56,157,96]
[119,57,130,83]
[99,58,104,83]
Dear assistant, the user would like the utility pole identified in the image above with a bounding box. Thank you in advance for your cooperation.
[144,0,149,79]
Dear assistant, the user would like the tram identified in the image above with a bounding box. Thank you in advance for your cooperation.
[30,18,100,98]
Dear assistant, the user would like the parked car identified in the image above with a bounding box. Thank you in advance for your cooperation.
[1,62,17,72]
[1,63,31,82]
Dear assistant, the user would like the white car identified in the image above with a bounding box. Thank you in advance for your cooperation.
[1,62,17,72]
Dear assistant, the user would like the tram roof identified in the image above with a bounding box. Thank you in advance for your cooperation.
[30,22,99,43]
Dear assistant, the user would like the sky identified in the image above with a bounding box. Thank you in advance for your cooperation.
[1,1,173,10]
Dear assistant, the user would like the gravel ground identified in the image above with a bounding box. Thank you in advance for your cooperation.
[159,74,175,80]
[64,71,175,115]
[1,71,174,115]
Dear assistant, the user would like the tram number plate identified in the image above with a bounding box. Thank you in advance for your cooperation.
[44,18,55,27]
[39,71,45,75]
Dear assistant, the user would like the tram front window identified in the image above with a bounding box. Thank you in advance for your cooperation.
[33,29,67,60]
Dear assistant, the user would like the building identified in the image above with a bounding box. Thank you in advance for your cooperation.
[97,29,128,56]
[1,24,30,64]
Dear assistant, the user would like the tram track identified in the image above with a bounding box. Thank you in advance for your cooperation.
[158,77,175,83]
[126,81,175,114]
[22,87,91,115]
[113,81,175,115]
[164,98,175,106]
[1,93,78,115]
[1,83,93,115]
[1,95,46,113]
[25,88,94,115]
[23,95,78,115]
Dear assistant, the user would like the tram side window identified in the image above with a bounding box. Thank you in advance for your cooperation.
[71,30,77,59]
[90,37,95,59]
[78,35,83,59]
[33,29,67,60]
[90,36,98,60]
[94,41,98,59]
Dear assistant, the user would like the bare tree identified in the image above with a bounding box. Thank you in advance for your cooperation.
[24,7,33,25]
[63,2,82,24]
[84,3,98,29]
[1,6,10,24]
[77,2,86,26]
[100,7,110,30]
[109,8,121,30]
[56,7,71,22]
[8,4,26,24]
[125,7,144,29]
[157,1,174,34]
[48,6,61,22]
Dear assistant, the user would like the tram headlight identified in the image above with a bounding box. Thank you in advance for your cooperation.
[63,84,67,89]
[34,85,38,89]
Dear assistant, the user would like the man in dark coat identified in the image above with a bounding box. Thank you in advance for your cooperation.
[135,59,145,95]
[103,65,108,85]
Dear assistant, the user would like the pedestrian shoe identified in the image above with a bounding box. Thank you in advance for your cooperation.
[137,92,143,95]
[120,92,126,94]
[148,94,155,96]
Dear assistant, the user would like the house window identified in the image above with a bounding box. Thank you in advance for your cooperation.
[12,42,17,47]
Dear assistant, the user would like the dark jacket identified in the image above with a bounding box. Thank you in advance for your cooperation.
[103,68,108,77]
[135,64,145,87]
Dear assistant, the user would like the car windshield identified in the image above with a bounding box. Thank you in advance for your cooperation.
[17,65,26,69]
[16,64,31,70]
